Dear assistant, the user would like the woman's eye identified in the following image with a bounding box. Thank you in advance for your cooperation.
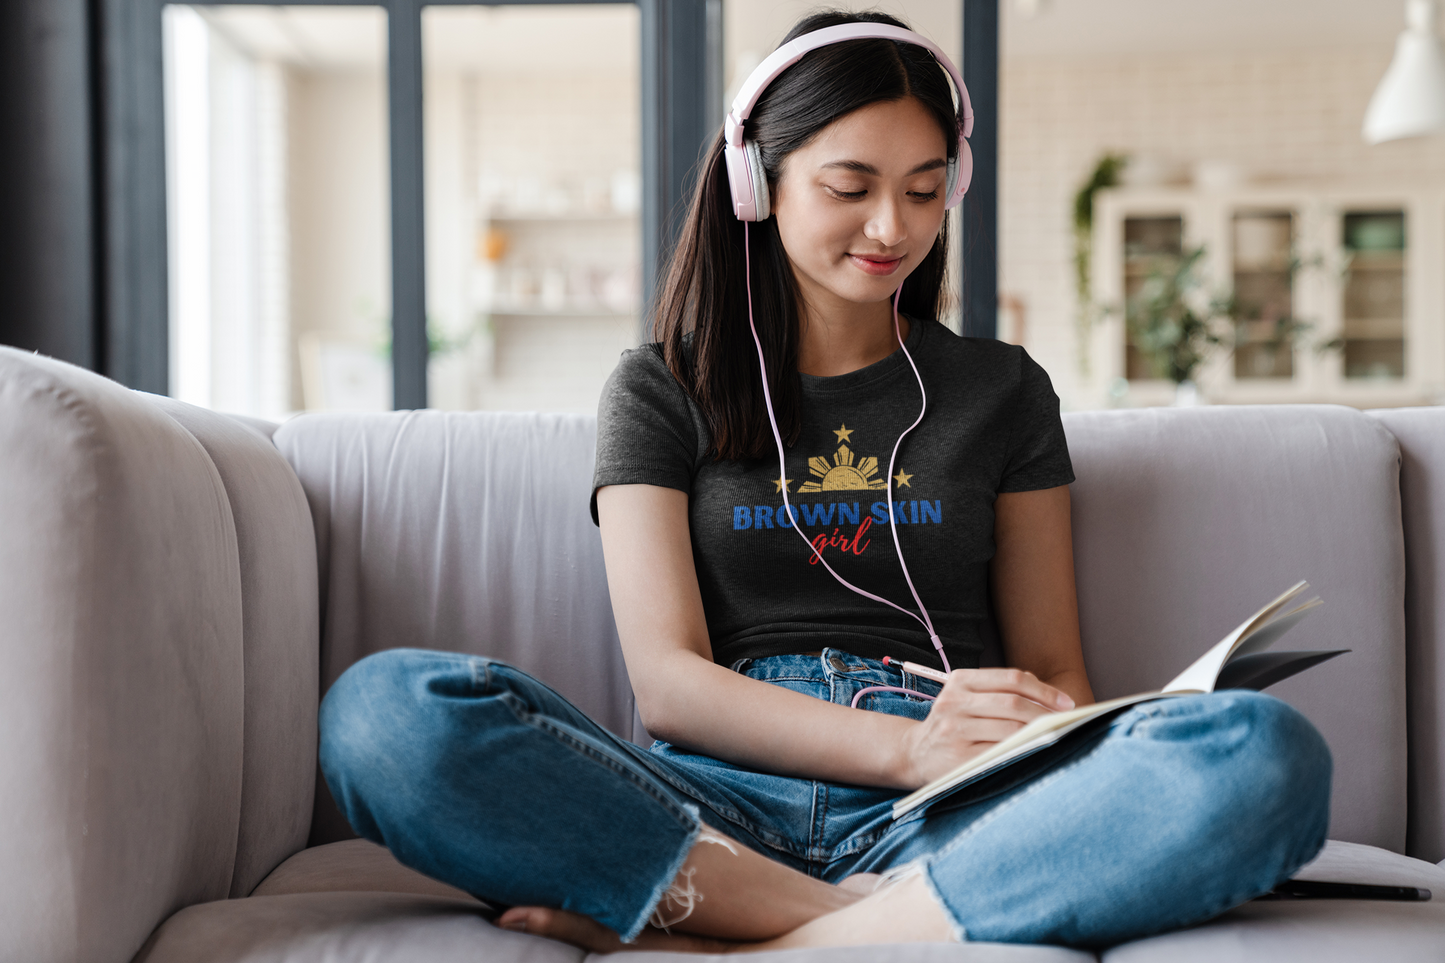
[828,187,867,200]
[909,190,940,201]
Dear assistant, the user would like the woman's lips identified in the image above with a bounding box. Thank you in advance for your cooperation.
[849,254,904,276]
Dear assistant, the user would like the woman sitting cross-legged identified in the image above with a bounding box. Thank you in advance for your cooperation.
[318,10,1332,953]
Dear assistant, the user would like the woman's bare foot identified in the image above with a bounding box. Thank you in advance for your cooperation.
[493,820,958,955]
[498,873,957,954]
[497,906,735,953]
[495,822,859,951]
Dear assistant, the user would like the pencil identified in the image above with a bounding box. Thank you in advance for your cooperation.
[882,656,950,685]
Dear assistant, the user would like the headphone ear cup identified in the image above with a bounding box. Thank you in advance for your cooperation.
[945,136,973,208]
[745,140,771,221]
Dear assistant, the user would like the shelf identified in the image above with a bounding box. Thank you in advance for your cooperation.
[1346,256,1405,269]
[1342,318,1405,338]
[482,307,636,318]
[482,212,637,224]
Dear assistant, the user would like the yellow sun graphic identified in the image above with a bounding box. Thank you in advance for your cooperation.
[798,442,887,492]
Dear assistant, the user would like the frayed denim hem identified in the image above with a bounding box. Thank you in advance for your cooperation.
[619,804,702,943]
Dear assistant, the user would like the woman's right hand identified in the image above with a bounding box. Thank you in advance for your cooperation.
[897,668,1075,789]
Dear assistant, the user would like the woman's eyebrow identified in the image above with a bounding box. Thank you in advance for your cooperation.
[820,158,948,176]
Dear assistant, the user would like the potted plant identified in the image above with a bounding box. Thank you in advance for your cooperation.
[1126,245,1319,404]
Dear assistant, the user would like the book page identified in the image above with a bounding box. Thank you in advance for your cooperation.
[1229,599,1322,660]
[1162,581,1310,693]
[891,690,1192,817]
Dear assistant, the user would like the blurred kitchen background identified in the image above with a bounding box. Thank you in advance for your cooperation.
[6,1,1442,418]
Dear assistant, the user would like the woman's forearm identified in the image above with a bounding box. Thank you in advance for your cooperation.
[1040,667,1094,709]
[633,649,919,789]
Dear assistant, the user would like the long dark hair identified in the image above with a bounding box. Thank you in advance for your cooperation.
[652,10,961,461]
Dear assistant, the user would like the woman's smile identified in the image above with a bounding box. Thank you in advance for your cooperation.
[848,253,905,276]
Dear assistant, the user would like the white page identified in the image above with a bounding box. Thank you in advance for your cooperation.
[1228,598,1322,660]
[1163,582,1310,693]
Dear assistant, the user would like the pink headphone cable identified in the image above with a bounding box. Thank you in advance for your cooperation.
[741,222,951,708]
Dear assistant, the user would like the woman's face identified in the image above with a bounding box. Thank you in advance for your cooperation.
[770,96,949,317]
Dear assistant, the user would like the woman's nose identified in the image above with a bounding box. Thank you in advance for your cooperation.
[864,197,907,247]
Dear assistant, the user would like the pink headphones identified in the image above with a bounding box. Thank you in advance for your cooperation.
[723,22,975,222]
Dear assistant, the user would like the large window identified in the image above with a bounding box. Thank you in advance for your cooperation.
[108,0,716,413]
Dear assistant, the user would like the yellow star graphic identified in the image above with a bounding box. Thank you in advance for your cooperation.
[833,424,854,443]
[893,469,913,488]
[773,476,793,493]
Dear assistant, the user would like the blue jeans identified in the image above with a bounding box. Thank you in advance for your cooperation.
[318,647,1332,948]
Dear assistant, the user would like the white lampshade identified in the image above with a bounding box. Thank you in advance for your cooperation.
[1364,0,1445,144]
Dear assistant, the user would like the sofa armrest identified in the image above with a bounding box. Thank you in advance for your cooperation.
[0,350,245,963]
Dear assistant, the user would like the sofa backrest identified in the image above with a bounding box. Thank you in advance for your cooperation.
[1064,405,1407,853]
[276,403,1412,854]
[1367,407,1445,863]
[0,350,246,963]
[274,410,635,845]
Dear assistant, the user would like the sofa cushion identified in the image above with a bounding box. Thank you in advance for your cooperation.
[148,396,320,897]
[1062,405,1406,851]
[131,892,580,963]
[134,893,1093,963]
[244,843,1093,961]
[0,349,245,963]
[274,411,637,844]
[253,839,478,902]
[1102,840,1445,961]
[597,946,1095,962]
[1367,407,1445,863]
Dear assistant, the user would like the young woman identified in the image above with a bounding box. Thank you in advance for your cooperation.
[319,10,1332,952]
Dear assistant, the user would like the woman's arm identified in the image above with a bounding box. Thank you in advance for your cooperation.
[990,486,1095,707]
[597,484,1076,790]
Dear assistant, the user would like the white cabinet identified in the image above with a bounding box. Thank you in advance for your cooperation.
[1090,186,1445,408]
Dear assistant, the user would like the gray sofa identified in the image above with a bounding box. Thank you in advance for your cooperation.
[2,345,1442,963]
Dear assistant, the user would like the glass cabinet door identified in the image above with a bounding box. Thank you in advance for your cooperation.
[1123,216,1183,381]
[1231,211,1295,380]
[1341,210,1406,380]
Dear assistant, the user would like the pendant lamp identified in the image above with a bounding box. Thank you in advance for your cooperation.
[1363,0,1445,144]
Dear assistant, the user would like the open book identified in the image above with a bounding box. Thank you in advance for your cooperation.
[892,581,1347,818]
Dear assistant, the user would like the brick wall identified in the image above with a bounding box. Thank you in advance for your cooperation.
[1003,46,1445,408]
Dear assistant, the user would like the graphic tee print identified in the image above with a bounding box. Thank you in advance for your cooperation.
[592,318,1074,671]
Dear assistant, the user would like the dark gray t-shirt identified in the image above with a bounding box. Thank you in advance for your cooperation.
[591,318,1074,670]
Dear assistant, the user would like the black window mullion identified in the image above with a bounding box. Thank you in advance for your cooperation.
[961,0,998,340]
[639,0,718,333]
[387,0,428,409]
[97,0,170,392]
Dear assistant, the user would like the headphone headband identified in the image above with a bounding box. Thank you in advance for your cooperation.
[723,22,975,220]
